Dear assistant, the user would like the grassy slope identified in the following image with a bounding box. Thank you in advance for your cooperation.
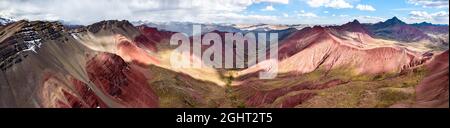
[232,66,427,108]
[295,67,427,108]
[145,65,230,108]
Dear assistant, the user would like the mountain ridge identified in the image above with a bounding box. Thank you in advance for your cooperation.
[0,18,448,108]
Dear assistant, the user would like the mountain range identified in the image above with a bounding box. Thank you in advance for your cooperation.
[0,17,14,26]
[0,17,448,108]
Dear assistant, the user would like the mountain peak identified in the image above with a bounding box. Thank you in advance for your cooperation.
[351,19,360,24]
[343,19,361,26]
[392,16,399,20]
[385,16,406,25]
[0,17,15,25]
[340,19,369,33]
[85,20,134,33]
[414,22,433,26]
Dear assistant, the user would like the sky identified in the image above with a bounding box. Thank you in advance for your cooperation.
[0,0,449,25]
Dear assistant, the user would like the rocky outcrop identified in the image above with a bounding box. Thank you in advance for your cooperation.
[1,21,64,71]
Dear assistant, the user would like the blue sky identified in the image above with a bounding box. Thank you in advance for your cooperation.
[244,0,449,24]
[0,0,448,25]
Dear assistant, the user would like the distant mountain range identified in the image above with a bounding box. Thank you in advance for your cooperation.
[132,21,242,36]
[364,17,448,43]
[130,17,449,48]
[0,17,15,26]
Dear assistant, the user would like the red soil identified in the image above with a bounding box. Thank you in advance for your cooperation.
[415,50,449,108]
[134,34,158,52]
[59,90,85,108]
[135,25,175,52]
[69,77,108,108]
[86,53,159,108]
[40,73,105,108]
[136,26,175,44]
[242,79,348,107]
[280,93,317,108]
[115,35,160,65]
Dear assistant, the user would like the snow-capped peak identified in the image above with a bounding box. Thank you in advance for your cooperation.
[0,17,15,25]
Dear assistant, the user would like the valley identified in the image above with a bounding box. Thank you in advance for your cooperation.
[0,17,448,108]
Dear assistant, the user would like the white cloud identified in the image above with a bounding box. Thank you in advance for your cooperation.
[261,5,276,11]
[307,0,353,9]
[407,0,449,8]
[409,11,449,24]
[327,0,353,9]
[339,14,350,17]
[356,4,376,11]
[297,10,318,18]
[410,11,433,20]
[283,13,289,17]
[0,0,288,25]
[354,16,384,23]
[323,11,329,13]
[255,0,289,4]
[205,12,280,24]
[307,0,330,7]
[391,8,418,11]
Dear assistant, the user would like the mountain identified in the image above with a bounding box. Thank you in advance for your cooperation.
[235,20,444,108]
[233,23,291,31]
[365,17,428,42]
[0,17,14,26]
[381,16,406,26]
[0,20,228,108]
[360,17,449,52]
[340,20,369,33]
[133,21,242,36]
[1,18,448,108]
[241,23,427,79]
[135,25,175,46]
[411,22,449,35]
[414,50,449,108]
[412,22,433,26]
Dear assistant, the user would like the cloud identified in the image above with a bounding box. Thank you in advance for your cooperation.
[307,0,328,7]
[261,5,276,11]
[255,0,289,4]
[409,11,449,24]
[356,4,376,11]
[283,13,289,17]
[354,16,384,23]
[306,0,353,9]
[0,0,288,25]
[327,0,353,9]
[410,11,433,20]
[339,14,350,17]
[204,12,280,24]
[391,8,419,11]
[297,10,318,18]
[407,0,449,8]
